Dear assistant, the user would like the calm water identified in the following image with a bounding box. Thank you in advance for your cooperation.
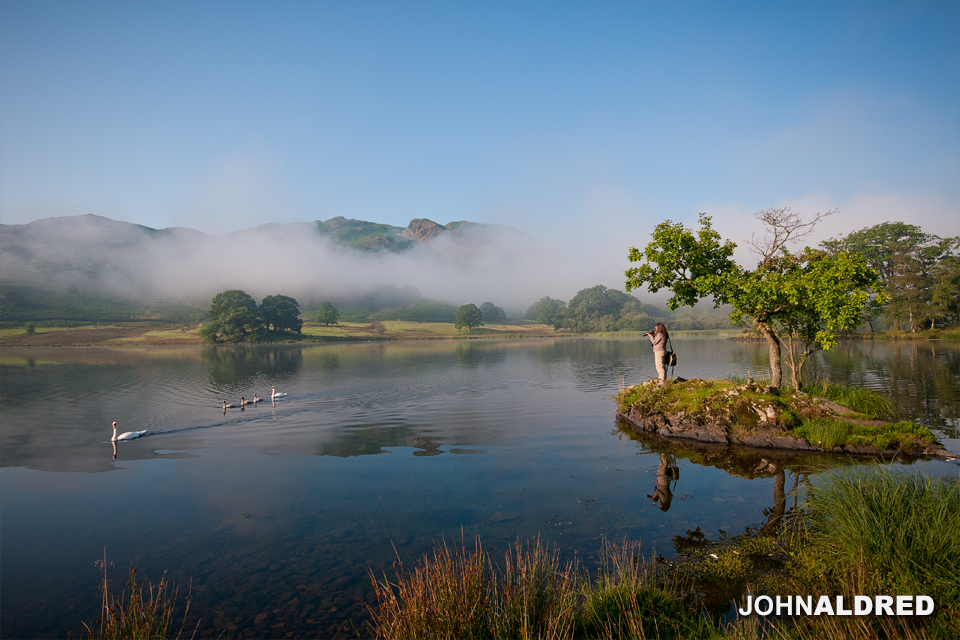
[2,337,958,638]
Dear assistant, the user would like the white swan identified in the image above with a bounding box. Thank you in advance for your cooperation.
[271,386,286,399]
[111,421,146,441]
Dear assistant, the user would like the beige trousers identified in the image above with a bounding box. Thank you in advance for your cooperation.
[654,350,667,382]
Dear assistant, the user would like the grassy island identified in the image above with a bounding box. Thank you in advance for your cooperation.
[614,378,949,459]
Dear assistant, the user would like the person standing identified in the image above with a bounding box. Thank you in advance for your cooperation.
[647,322,669,382]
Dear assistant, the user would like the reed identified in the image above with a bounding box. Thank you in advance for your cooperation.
[577,541,715,640]
[369,537,579,639]
[83,553,194,640]
[369,538,714,640]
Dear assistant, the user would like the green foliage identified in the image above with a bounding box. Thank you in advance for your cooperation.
[0,284,140,323]
[823,222,960,331]
[24,321,36,335]
[313,301,340,326]
[479,301,506,322]
[259,294,303,334]
[625,213,738,310]
[314,217,415,252]
[561,285,637,333]
[526,296,567,329]
[625,211,884,388]
[372,299,458,323]
[731,247,885,387]
[803,380,894,420]
[790,469,960,630]
[202,290,262,342]
[455,303,484,333]
[793,417,935,451]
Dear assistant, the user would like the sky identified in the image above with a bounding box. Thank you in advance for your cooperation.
[1,1,958,299]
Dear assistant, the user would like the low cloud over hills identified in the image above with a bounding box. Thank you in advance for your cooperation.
[1,214,548,313]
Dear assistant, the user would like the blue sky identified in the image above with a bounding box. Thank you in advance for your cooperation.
[2,1,958,249]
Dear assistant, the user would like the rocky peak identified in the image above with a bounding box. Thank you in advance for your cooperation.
[404,218,445,242]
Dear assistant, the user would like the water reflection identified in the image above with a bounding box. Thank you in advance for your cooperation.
[2,338,958,639]
[202,345,303,387]
[648,453,679,511]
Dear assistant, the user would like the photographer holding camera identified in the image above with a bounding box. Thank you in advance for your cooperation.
[645,322,671,382]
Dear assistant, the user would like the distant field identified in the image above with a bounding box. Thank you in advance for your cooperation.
[0,320,565,346]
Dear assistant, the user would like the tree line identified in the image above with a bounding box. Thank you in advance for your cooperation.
[821,222,959,332]
[525,286,729,334]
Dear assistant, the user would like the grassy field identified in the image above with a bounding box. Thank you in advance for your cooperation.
[0,320,569,346]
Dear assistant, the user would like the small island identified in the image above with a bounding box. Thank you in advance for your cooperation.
[614,377,954,460]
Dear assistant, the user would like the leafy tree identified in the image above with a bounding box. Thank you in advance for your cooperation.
[562,285,635,333]
[931,246,960,327]
[200,290,262,342]
[455,303,484,333]
[260,294,303,334]
[526,296,567,329]
[314,301,340,326]
[626,210,883,389]
[822,223,957,331]
[479,302,506,323]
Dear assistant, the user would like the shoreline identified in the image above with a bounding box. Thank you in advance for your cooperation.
[2,321,958,348]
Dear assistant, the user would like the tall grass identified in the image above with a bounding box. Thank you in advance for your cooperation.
[803,380,895,420]
[369,537,715,640]
[787,467,960,637]
[577,542,715,640]
[83,554,194,640]
[370,537,579,639]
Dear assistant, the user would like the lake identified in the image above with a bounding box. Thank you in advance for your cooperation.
[2,336,958,638]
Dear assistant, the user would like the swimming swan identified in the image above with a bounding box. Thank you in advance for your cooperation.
[223,400,237,409]
[271,386,287,399]
[111,421,146,441]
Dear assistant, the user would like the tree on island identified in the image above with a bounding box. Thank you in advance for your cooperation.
[200,290,262,342]
[625,209,884,389]
[260,294,303,334]
[314,301,340,326]
[455,303,484,333]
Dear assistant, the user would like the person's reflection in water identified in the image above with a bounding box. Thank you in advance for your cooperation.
[648,453,679,512]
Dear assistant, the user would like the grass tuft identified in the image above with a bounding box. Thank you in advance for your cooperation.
[803,380,895,420]
[83,552,194,640]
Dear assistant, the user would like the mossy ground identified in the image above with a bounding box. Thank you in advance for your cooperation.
[615,379,937,453]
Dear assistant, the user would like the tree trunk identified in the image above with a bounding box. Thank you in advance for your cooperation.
[754,319,782,389]
[894,316,900,331]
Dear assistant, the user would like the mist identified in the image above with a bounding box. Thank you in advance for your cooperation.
[0,214,647,316]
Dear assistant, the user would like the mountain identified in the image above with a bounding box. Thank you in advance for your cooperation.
[0,214,530,317]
